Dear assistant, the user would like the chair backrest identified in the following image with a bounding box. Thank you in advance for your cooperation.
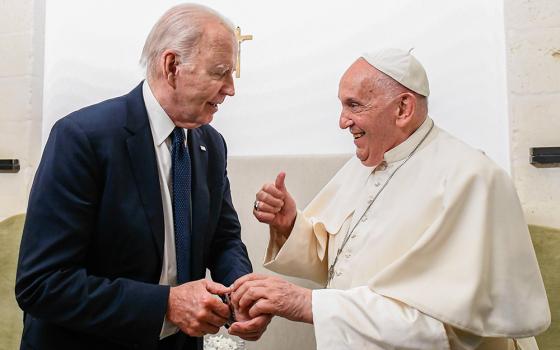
[529,225,560,349]
[0,214,25,350]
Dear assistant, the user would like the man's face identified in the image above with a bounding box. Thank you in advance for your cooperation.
[338,59,401,167]
[172,21,237,128]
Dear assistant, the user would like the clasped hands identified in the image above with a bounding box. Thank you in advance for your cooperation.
[167,275,312,341]
[166,278,271,341]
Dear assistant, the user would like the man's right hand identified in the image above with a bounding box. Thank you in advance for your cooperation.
[166,279,231,337]
[253,172,297,237]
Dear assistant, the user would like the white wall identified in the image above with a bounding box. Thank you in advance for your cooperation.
[504,0,560,228]
[0,0,45,220]
[43,0,510,169]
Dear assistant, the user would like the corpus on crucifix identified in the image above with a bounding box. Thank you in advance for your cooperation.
[234,26,253,78]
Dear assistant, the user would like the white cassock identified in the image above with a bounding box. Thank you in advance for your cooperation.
[264,118,550,350]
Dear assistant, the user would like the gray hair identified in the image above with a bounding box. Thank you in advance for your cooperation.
[140,3,235,80]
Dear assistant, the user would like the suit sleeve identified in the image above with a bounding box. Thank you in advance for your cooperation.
[208,135,252,286]
[15,117,169,346]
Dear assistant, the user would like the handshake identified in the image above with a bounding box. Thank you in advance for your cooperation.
[167,273,312,341]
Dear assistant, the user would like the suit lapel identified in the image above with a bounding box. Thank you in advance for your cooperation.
[189,128,210,274]
[124,83,165,261]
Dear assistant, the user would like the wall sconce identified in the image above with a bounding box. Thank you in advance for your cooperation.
[530,147,560,168]
[0,159,20,173]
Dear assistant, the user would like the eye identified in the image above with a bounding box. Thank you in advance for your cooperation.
[347,100,363,111]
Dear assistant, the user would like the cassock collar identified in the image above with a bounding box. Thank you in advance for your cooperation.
[383,116,433,164]
[142,80,176,146]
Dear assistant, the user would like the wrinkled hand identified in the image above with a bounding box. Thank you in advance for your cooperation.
[227,314,273,341]
[253,172,297,237]
[167,279,231,337]
[231,273,313,324]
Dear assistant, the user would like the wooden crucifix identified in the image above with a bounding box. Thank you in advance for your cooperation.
[234,26,253,78]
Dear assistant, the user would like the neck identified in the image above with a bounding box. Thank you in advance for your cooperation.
[146,78,181,126]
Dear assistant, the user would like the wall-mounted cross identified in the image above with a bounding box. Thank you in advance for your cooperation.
[234,26,253,78]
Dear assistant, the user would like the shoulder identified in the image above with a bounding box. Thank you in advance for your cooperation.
[60,94,129,133]
[428,127,511,188]
[49,86,144,146]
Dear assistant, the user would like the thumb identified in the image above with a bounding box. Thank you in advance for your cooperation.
[205,280,230,295]
[275,172,287,192]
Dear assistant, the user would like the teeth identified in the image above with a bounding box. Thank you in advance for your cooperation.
[353,133,365,139]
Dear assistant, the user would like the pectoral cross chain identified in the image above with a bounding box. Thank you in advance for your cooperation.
[327,248,343,284]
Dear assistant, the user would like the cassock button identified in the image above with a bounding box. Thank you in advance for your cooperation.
[374,182,381,187]
[351,234,357,239]
[361,216,368,222]
[336,271,342,276]
[345,252,351,259]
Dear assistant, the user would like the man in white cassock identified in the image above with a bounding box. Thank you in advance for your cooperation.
[228,48,551,349]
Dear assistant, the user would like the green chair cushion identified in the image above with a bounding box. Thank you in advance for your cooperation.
[529,225,560,349]
[0,214,25,350]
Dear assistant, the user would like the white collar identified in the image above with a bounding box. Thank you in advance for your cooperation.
[384,116,433,164]
[142,80,176,146]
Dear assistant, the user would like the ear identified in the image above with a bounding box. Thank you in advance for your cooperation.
[162,50,179,88]
[395,92,416,128]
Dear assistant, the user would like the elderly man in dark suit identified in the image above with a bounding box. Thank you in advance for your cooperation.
[15,4,266,350]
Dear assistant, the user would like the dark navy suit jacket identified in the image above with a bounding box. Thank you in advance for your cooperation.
[15,83,252,350]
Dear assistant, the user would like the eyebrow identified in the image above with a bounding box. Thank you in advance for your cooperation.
[214,64,230,71]
[342,97,361,105]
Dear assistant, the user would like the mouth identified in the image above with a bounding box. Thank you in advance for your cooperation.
[208,102,219,108]
[352,132,365,140]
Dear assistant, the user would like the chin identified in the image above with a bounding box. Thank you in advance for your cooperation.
[356,153,377,167]
[356,151,368,163]
[359,159,375,167]
[202,115,214,125]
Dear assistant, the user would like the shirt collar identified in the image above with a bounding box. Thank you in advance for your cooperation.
[383,116,434,164]
[142,80,176,146]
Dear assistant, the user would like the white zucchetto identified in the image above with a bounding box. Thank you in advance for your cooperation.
[361,48,430,97]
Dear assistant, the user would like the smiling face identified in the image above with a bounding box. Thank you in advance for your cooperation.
[168,20,237,128]
[338,59,407,166]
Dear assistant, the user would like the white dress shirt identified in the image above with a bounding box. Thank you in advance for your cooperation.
[142,81,187,339]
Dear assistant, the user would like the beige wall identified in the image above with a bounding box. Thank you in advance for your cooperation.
[0,1,557,227]
[0,0,44,220]
[505,0,560,228]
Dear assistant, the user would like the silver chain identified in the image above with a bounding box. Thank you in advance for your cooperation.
[327,121,435,285]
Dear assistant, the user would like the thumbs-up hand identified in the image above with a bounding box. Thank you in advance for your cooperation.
[253,172,297,237]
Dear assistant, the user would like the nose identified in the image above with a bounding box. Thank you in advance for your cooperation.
[339,109,353,129]
[222,74,235,97]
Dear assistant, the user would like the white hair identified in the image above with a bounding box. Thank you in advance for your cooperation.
[140,3,235,80]
[372,70,428,111]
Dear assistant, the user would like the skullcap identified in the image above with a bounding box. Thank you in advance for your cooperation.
[361,48,430,97]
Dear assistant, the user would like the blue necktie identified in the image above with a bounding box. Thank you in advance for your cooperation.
[171,127,191,284]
